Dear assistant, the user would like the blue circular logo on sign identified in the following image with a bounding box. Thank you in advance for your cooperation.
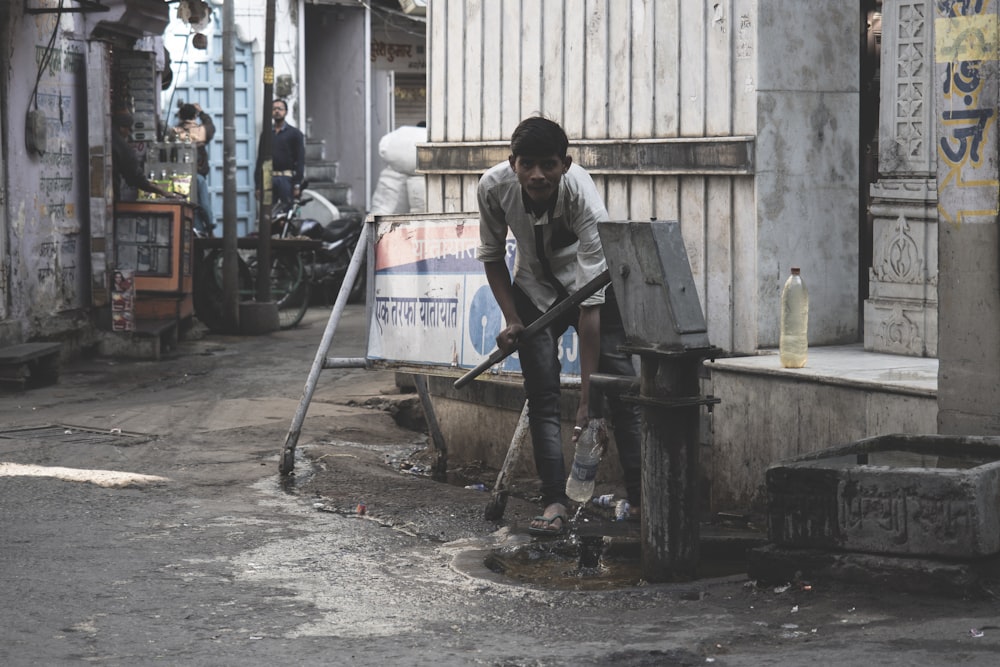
[469,285,503,355]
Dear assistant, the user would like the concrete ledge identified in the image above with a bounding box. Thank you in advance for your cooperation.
[0,342,61,390]
[709,345,937,397]
[707,345,939,514]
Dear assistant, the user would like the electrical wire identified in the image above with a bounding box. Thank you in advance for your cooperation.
[29,0,65,112]
[362,0,427,38]
[162,30,194,131]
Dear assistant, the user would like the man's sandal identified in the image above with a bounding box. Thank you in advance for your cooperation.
[528,512,568,537]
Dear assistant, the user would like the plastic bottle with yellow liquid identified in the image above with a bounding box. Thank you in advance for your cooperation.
[779,267,808,368]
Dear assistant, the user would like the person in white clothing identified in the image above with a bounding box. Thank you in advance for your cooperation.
[476,116,641,536]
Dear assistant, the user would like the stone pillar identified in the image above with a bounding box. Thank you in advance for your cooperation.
[865,0,938,357]
[935,4,1000,434]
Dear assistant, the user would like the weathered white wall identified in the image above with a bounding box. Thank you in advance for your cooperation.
[225,0,302,128]
[304,4,369,209]
[422,0,860,355]
[755,0,860,349]
[1,7,91,345]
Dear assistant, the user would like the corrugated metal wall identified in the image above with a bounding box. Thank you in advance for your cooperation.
[422,0,760,354]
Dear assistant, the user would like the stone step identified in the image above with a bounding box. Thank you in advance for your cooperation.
[305,161,339,183]
[0,342,62,390]
[305,138,326,162]
[765,433,1000,559]
[96,320,178,362]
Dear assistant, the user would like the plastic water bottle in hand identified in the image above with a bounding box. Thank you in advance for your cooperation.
[566,418,609,502]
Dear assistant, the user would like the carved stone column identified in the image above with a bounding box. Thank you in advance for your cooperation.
[864,0,938,357]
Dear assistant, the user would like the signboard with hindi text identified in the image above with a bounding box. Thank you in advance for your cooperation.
[367,213,581,377]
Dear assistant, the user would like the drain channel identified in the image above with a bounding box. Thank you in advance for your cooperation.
[0,424,153,447]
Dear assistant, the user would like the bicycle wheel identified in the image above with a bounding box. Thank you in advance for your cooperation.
[247,251,311,330]
[193,249,254,333]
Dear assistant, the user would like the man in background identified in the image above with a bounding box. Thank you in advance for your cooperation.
[254,98,305,209]
[172,102,216,235]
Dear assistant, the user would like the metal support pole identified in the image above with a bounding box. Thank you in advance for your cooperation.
[279,223,370,475]
[221,0,239,330]
[257,0,276,303]
[413,374,448,480]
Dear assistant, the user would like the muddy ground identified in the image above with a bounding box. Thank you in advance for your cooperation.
[1,305,999,666]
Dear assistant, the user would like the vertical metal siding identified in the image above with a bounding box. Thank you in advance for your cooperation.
[562,0,587,139]
[463,1,483,141]
[705,0,736,350]
[427,0,756,353]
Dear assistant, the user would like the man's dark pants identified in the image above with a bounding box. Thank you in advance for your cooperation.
[512,284,643,508]
[273,175,294,208]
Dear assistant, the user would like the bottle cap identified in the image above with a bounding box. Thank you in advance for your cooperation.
[791,267,800,275]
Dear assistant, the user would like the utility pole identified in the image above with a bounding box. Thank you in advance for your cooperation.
[239,0,279,333]
[221,0,238,330]
[257,0,276,304]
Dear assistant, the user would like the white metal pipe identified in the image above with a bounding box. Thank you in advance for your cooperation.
[279,221,372,474]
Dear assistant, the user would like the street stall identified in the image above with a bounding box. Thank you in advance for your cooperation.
[108,50,200,341]
[113,200,195,326]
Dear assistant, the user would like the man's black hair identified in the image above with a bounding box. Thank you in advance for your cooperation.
[510,116,568,158]
[273,99,288,111]
[179,104,198,121]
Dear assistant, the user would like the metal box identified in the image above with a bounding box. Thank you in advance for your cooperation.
[597,220,710,351]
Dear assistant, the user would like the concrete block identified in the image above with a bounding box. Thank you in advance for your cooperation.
[97,331,162,361]
[748,543,1000,598]
[766,434,1000,558]
[239,302,279,335]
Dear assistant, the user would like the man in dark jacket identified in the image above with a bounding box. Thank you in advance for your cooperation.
[254,98,305,209]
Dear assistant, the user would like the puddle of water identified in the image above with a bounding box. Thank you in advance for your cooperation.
[483,534,754,591]
[485,538,640,591]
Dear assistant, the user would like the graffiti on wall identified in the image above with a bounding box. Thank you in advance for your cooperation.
[36,236,79,286]
[935,0,1000,225]
[26,41,86,306]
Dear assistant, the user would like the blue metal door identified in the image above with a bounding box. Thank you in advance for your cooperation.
[162,15,256,237]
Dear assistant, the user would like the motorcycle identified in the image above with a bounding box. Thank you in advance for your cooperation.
[194,184,366,333]
[271,183,367,306]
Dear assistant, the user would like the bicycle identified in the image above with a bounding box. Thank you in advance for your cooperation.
[193,239,315,332]
[246,245,311,329]
[193,185,349,332]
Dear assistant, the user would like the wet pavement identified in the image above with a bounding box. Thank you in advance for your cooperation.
[1,305,999,666]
